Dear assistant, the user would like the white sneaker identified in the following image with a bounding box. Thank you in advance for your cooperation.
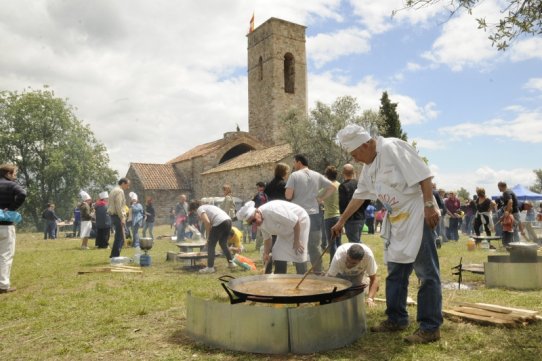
[228,262,237,269]
[198,267,215,274]
[81,246,89,250]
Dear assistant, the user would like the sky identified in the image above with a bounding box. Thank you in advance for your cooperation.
[1,0,541,198]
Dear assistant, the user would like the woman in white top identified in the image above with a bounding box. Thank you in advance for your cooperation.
[190,200,235,274]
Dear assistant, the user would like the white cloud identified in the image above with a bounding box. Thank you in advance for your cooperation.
[308,72,438,125]
[508,37,542,62]
[439,111,542,143]
[348,0,444,34]
[421,1,502,71]
[412,138,445,150]
[524,77,542,92]
[432,165,537,197]
[307,27,372,68]
[406,62,422,71]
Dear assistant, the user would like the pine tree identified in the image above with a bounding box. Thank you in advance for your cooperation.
[379,91,407,141]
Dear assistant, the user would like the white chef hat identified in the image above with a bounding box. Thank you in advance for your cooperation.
[79,191,91,201]
[129,192,138,201]
[337,124,371,152]
[99,191,109,199]
[236,200,256,221]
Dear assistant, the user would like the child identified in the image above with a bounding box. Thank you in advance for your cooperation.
[500,210,515,247]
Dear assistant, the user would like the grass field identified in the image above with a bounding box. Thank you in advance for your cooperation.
[2,225,542,361]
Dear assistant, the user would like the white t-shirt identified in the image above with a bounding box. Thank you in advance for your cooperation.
[353,137,433,263]
[327,243,377,278]
[197,205,230,227]
[259,200,309,263]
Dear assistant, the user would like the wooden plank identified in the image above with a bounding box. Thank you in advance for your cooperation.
[443,309,516,326]
[473,302,538,316]
[452,306,522,322]
[457,302,538,319]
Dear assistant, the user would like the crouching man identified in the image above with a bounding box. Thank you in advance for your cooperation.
[326,243,379,308]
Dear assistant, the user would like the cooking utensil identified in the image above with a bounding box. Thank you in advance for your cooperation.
[295,238,335,289]
[508,242,539,263]
[219,274,364,304]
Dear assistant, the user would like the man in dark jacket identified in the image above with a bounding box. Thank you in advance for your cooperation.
[0,164,27,293]
[95,191,111,249]
[42,203,60,240]
[338,164,369,243]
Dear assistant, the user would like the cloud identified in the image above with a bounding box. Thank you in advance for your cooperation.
[307,27,372,68]
[439,111,542,143]
[421,2,502,71]
[524,77,542,92]
[308,71,438,126]
[411,137,445,150]
[348,0,444,34]
[431,165,537,197]
[507,37,542,62]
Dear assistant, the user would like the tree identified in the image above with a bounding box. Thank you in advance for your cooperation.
[379,91,408,141]
[0,87,117,230]
[400,0,542,50]
[457,187,470,201]
[279,96,385,172]
[531,169,542,193]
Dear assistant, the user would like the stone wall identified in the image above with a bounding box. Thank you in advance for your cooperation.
[126,167,191,225]
[200,155,294,202]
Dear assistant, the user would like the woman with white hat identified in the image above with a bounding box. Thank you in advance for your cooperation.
[129,192,144,248]
[237,200,309,274]
[79,191,93,250]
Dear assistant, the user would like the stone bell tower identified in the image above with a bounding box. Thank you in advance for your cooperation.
[247,17,308,146]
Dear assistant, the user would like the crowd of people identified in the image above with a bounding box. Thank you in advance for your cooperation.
[2,123,541,346]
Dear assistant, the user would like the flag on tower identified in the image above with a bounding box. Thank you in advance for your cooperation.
[249,13,254,33]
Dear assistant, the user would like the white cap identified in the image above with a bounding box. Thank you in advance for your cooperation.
[236,200,256,221]
[79,191,91,201]
[99,191,109,199]
[337,124,371,152]
[129,192,138,201]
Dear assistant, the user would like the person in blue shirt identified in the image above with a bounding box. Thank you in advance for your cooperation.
[364,202,376,234]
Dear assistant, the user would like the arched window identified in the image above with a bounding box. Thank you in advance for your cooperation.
[258,56,263,81]
[284,53,295,93]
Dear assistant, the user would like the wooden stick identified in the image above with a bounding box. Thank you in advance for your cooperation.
[295,239,335,289]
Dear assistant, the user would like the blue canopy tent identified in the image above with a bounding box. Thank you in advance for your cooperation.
[492,184,542,202]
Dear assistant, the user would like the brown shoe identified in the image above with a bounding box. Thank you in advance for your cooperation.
[0,287,16,294]
[404,328,440,344]
[370,320,408,332]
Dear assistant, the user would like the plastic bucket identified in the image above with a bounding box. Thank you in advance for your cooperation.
[140,254,152,267]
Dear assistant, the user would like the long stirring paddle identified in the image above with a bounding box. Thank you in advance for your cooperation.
[295,238,336,289]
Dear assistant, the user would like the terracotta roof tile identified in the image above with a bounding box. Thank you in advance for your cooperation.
[202,143,292,175]
[129,163,184,190]
[166,132,265,164]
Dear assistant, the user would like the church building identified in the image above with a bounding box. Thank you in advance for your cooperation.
[126,18,308,224]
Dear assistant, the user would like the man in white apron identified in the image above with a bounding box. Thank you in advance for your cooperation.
[332,124,442,344]
[237,200,308,274]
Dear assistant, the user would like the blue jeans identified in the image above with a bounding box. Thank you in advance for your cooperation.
[143,221,154,239]
[132,222,141,248]
[344,219,363,243]
[446,217,459,241]
[308,213,323,273]
[385,222,443,332]
[324,216,341,263]
[44,220,57,239]
[110,215,124,258]
[176,222,186,241]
